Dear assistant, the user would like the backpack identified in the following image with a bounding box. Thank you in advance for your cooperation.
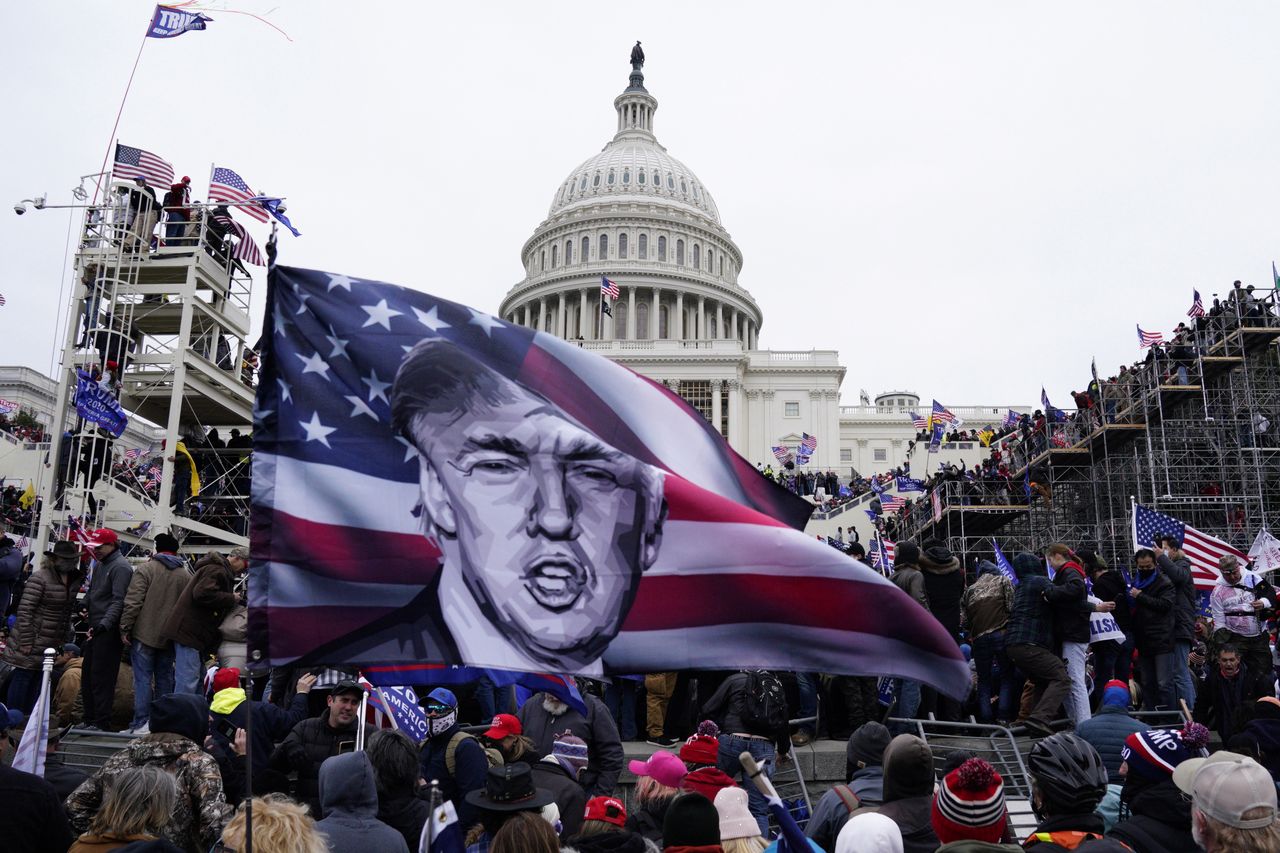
[444,731,504,778]
[740,670,787,732]
[831,784,861,813]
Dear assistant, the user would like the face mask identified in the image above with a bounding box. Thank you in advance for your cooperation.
[426,705,457,737]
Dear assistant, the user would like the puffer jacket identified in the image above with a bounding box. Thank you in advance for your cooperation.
[2,555,86,670]
[1157,551,1196,643]
[1074,705,1149,784]
[84,547,131,631]
[1129,568,1176,655]
[314,752,410,853]
[1107,778,1194,853]
[160,552,237,651]
[269,708,374,816]
[120,552,190,648]
[962,563,1013,638]
[65,694,231,853]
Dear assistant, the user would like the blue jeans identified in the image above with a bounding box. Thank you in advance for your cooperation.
[891,678,921,734]
[795,672,819,733]
[174,643,203,694]
[130,640,175,728]
[973,630,1016,722]
[1173,640,1196,709]
[5,667,40,714]
[473,675,514,722]
[603,679,639,741]
[718,734,774,836]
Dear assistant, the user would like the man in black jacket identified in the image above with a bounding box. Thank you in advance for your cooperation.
[81,528,132,731]
[1005,553,1070,739]
[269,679,373,815]
[1045,544,1093,725]
[1156,534,1198,709]
[1129,549,1177,711]
[702,670,790,836]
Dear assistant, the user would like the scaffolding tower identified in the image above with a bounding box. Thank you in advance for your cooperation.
[32,180,259,557]
[897,289,1280,568]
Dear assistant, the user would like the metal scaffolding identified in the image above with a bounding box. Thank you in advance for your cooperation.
[32,181,258,557]
[896,288,1280,567]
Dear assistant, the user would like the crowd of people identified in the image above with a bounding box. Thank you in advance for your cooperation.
[0,525,1276,851]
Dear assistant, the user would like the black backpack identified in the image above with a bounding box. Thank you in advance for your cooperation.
[740,670,787,732]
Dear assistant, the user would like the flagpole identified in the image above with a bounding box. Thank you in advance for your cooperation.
[91,18,152,205]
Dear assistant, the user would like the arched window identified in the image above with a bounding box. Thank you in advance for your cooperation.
[615,301,628,340]
[667,174,675,189]
[622,169,630,185]
[658,305,669,339]
[551,245,558,268]
[636,302,649,338]
[544,312,552,332]
[582,236,590,263]
[653,170,660,187]
[592,173,601,187]
[638,233,648,259]
[658,236,667,261]
[707,249,714,272]
[719,256,724,276]
[638,170,646,185]
[681,179,688,194]
[676,239,685,266]
[564,240,572,264]
[539,250,545,271]
[693,244,700,268]
[619,233,628,259]
[598,234,608,260]
[607,170,615,186]
[709,316,717,338]
[579,174,587,190]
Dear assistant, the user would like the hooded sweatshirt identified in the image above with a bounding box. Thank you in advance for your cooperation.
[315,752,410,853]
[871,735,938,853]
[919,544,964,640]
[836,811,904,853]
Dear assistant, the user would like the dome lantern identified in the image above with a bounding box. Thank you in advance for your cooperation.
[615,42,657,142]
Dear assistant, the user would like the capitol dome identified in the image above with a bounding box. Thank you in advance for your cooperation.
[500,48,761,350]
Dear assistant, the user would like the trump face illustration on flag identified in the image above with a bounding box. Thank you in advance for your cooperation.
[390,340,666,673]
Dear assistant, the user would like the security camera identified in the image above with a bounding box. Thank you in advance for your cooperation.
[13,204,25,216]
[33,195,46,209]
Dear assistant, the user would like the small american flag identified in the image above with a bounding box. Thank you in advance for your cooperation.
[212,213,265,266]
[880,493,906,512]
[209,167,270,222]
[124,448,142,460]
[1133,503,1246,590]
[800,433,817,453]
[113,143,174,187]
[1137,325,1164,348]
[1187,289,1205,319]
[600,276,620,300]
[908,412,929,430]
[771,445,791,463]
[931,399,956,425]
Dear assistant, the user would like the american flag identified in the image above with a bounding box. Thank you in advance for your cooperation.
[868,539,896,571]
[1050,432,1071,448]
[212,213,265,266]
[1187,289,1206,319]
[880,493,906,511]
[771,445,791,463]
[931,399,956,425]
[600,276,620,300]
[800,433,817,453]
[124,448,142,460]
[1132,503,1247,590]
[909,412,929,430]
[209,167,270,222]
[113,143,174,187]
[251,265,970,698]
[1137,325,1164,348]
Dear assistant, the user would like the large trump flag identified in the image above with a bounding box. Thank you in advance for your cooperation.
[252,266,969,697]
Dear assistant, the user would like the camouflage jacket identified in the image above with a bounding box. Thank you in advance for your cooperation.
[65,733,232,852]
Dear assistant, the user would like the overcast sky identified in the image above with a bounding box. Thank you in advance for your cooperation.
[3,2,1279,408]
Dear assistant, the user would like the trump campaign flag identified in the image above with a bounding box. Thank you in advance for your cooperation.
[250,266,970,697]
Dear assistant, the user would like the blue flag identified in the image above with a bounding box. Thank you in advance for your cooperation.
[420,799,464,853]
[250,195,301,237]
[74,371,128,437]
[361,665,587,715]
[896,476,924,493]
[928,422,944,454]
[991,539,1019,587]
[146,4,211,38]
[876,676,896,706]
[362,681,430,742]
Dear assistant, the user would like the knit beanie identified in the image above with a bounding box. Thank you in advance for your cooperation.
[1101,679,1130,709]
[662,792,721,847]
[211,667,241,695]
[714,787,759,841]
[680,720,721,767]
[551,732,590,779]
[930,758,1007,844]
[847,721,892,770]
[895,542,920,566]
[1121,724,1210,780]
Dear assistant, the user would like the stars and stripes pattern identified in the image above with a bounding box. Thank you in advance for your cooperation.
[212,213,265,266]
[1137,325,1164,348]
[209,167,270,222]
[1187,289,1206,319]
[1132,503,1247,590]
[124,448,142,460]
[880,493,907,512]
[1002,409,1020,428]
[931,399,956,425]
[868,539,896,571]
[771,446,792,463]
[251,265,970,697]
[600,276,620,300]
[113,143,174,187]
[909,412,929,430]
[800,433,817,453]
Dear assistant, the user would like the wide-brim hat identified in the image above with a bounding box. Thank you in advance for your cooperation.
[46,540,79,561]
[464,761,555,812]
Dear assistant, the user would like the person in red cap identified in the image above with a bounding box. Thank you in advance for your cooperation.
[81,528,131,731]
[485,713,539,764]
[567,796,650,852]
[162,176,192,245]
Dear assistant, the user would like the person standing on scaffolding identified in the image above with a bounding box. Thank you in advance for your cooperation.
[162,176,192,246]
[122,176,157,252]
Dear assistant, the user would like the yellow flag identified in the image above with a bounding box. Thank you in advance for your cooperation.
[18,481,35,509]
[978,429,994,447]
[176,441,202,497]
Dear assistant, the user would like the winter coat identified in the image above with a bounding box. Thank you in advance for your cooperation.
[1129,569,1176,655]
[919,548,964,641]
[54,656,84,725]
[314,752,410,853]
[69,832,159,852]
[66,695,232,853]
[85,547,132,632]
[44,755,89,800]
[700,671,790,757]
[1091,570,1133,635]
[418,722,491,827]
[935,843,1022,852]
[890,565,929,610]
[804,766,885,850]
[160,552,237,652]
[624,794,673,843]
[0,764,76,853]
[564,829,656,853]
[120,553,190,649]
[209,687,310,778]
[269,708,374,816]
[871,735,938,853]
[1107,778,1194,853]
[3,555,85,670]
[518,692,625,796]
[1157,552,1196,643]
[532,757,588,839]
[377,789,431,852]
[1005,556,1054,650]
[1045,561,1090,645]
[217,604,247,669]
[962,566,1013,639]
[1074,705,1149,784]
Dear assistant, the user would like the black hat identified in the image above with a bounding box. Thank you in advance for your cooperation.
[662,792,720,847]
[847,721,891,769]
[46,541,79,561]
[464,762,555,812]
[330,679,364,699]
[895,542,920,566]
[153,533,180,553]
